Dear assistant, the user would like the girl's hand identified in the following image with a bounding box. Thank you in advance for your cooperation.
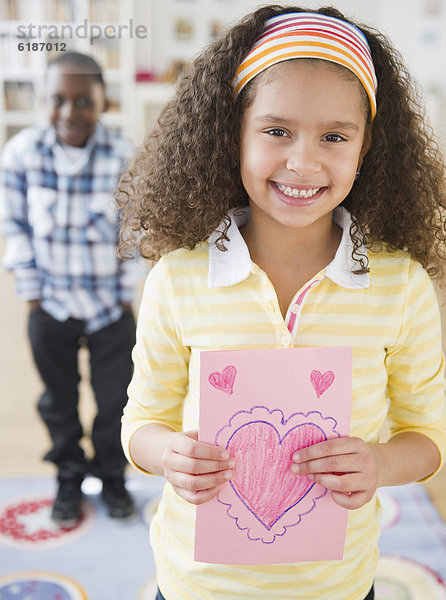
[162,430,234,505]
[291,437,380,509]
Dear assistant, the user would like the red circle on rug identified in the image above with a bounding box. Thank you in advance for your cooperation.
[0,496,93,548]
[376,555,446,599]
[378,488,402,531]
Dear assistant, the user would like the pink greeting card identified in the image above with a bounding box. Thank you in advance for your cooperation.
[195,346,352,565]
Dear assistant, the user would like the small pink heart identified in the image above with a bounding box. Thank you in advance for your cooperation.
[310,370,334,398]
[209,365,237,395]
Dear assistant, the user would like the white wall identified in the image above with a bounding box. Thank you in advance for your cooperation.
[137,0,446,150]
[145,0,379,79]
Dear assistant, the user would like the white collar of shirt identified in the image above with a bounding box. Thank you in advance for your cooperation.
[44,123,105,175]
[53,134,95,175]
[208,206,370,289]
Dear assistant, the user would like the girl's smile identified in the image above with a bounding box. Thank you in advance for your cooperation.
[239,59,371,235]
[271,181,327,205]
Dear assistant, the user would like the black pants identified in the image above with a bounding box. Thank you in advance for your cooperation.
[28,308,136,479]
[156,585,374,599]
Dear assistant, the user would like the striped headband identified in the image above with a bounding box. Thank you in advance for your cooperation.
[233,12,377,120]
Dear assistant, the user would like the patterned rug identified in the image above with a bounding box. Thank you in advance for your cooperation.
[0,474,163,599]
[377,483,446,599]
[0,478,445,599]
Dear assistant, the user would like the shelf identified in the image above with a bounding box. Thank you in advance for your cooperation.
[0,72,39,81]
[0,0,137,149]
[2,111,42,126]
[136,83,174,103]
[132,83,174,144]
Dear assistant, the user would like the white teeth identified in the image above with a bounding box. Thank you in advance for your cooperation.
[276,183,320,198]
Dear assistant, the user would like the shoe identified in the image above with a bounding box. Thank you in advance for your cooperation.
[101,477,135,519]
[51,477,83,527]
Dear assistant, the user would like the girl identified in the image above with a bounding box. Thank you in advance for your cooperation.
[117,5,446,600]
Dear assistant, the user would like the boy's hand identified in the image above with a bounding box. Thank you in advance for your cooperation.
[27,300,40,311]
[291,437,379,509]
[162,430,234,505]
[119,301,133,312]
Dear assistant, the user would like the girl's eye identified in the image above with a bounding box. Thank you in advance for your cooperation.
[266,128,288,137]
[323,134,346,143]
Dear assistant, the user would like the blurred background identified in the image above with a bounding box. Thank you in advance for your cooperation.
[0,0,445,502]
[0,0,445,149]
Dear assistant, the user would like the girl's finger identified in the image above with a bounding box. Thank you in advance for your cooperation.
[307,472,370,495]
[168,452,235,475]
[292,437,364,464]
[177,484,225,506]
[331,490,371,510]
[291,452,364,476]
[171,430,230,462]
[169,468,233,493]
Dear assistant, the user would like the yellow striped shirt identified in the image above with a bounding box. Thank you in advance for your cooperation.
[122,207,446,600]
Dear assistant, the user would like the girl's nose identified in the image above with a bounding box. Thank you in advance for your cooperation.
[286,142,321,177]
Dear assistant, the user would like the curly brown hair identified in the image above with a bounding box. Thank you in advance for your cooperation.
[117,4,446,280]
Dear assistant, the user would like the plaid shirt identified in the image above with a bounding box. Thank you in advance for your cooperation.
[1,123,143,333]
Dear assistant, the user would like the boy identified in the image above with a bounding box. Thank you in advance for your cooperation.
[0,52,140,525]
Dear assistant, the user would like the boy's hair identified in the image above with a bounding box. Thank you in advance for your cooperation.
[117,5,446,280]
[47,51,105,89]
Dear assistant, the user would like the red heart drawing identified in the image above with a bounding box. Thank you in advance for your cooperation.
[209,365,237,395]
[310,370,335,398]
[227,421,326,529]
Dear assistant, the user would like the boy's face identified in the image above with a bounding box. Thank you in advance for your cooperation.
[46,63,106,147]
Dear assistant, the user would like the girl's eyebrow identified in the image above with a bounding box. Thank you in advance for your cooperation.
[255,114,360,131]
